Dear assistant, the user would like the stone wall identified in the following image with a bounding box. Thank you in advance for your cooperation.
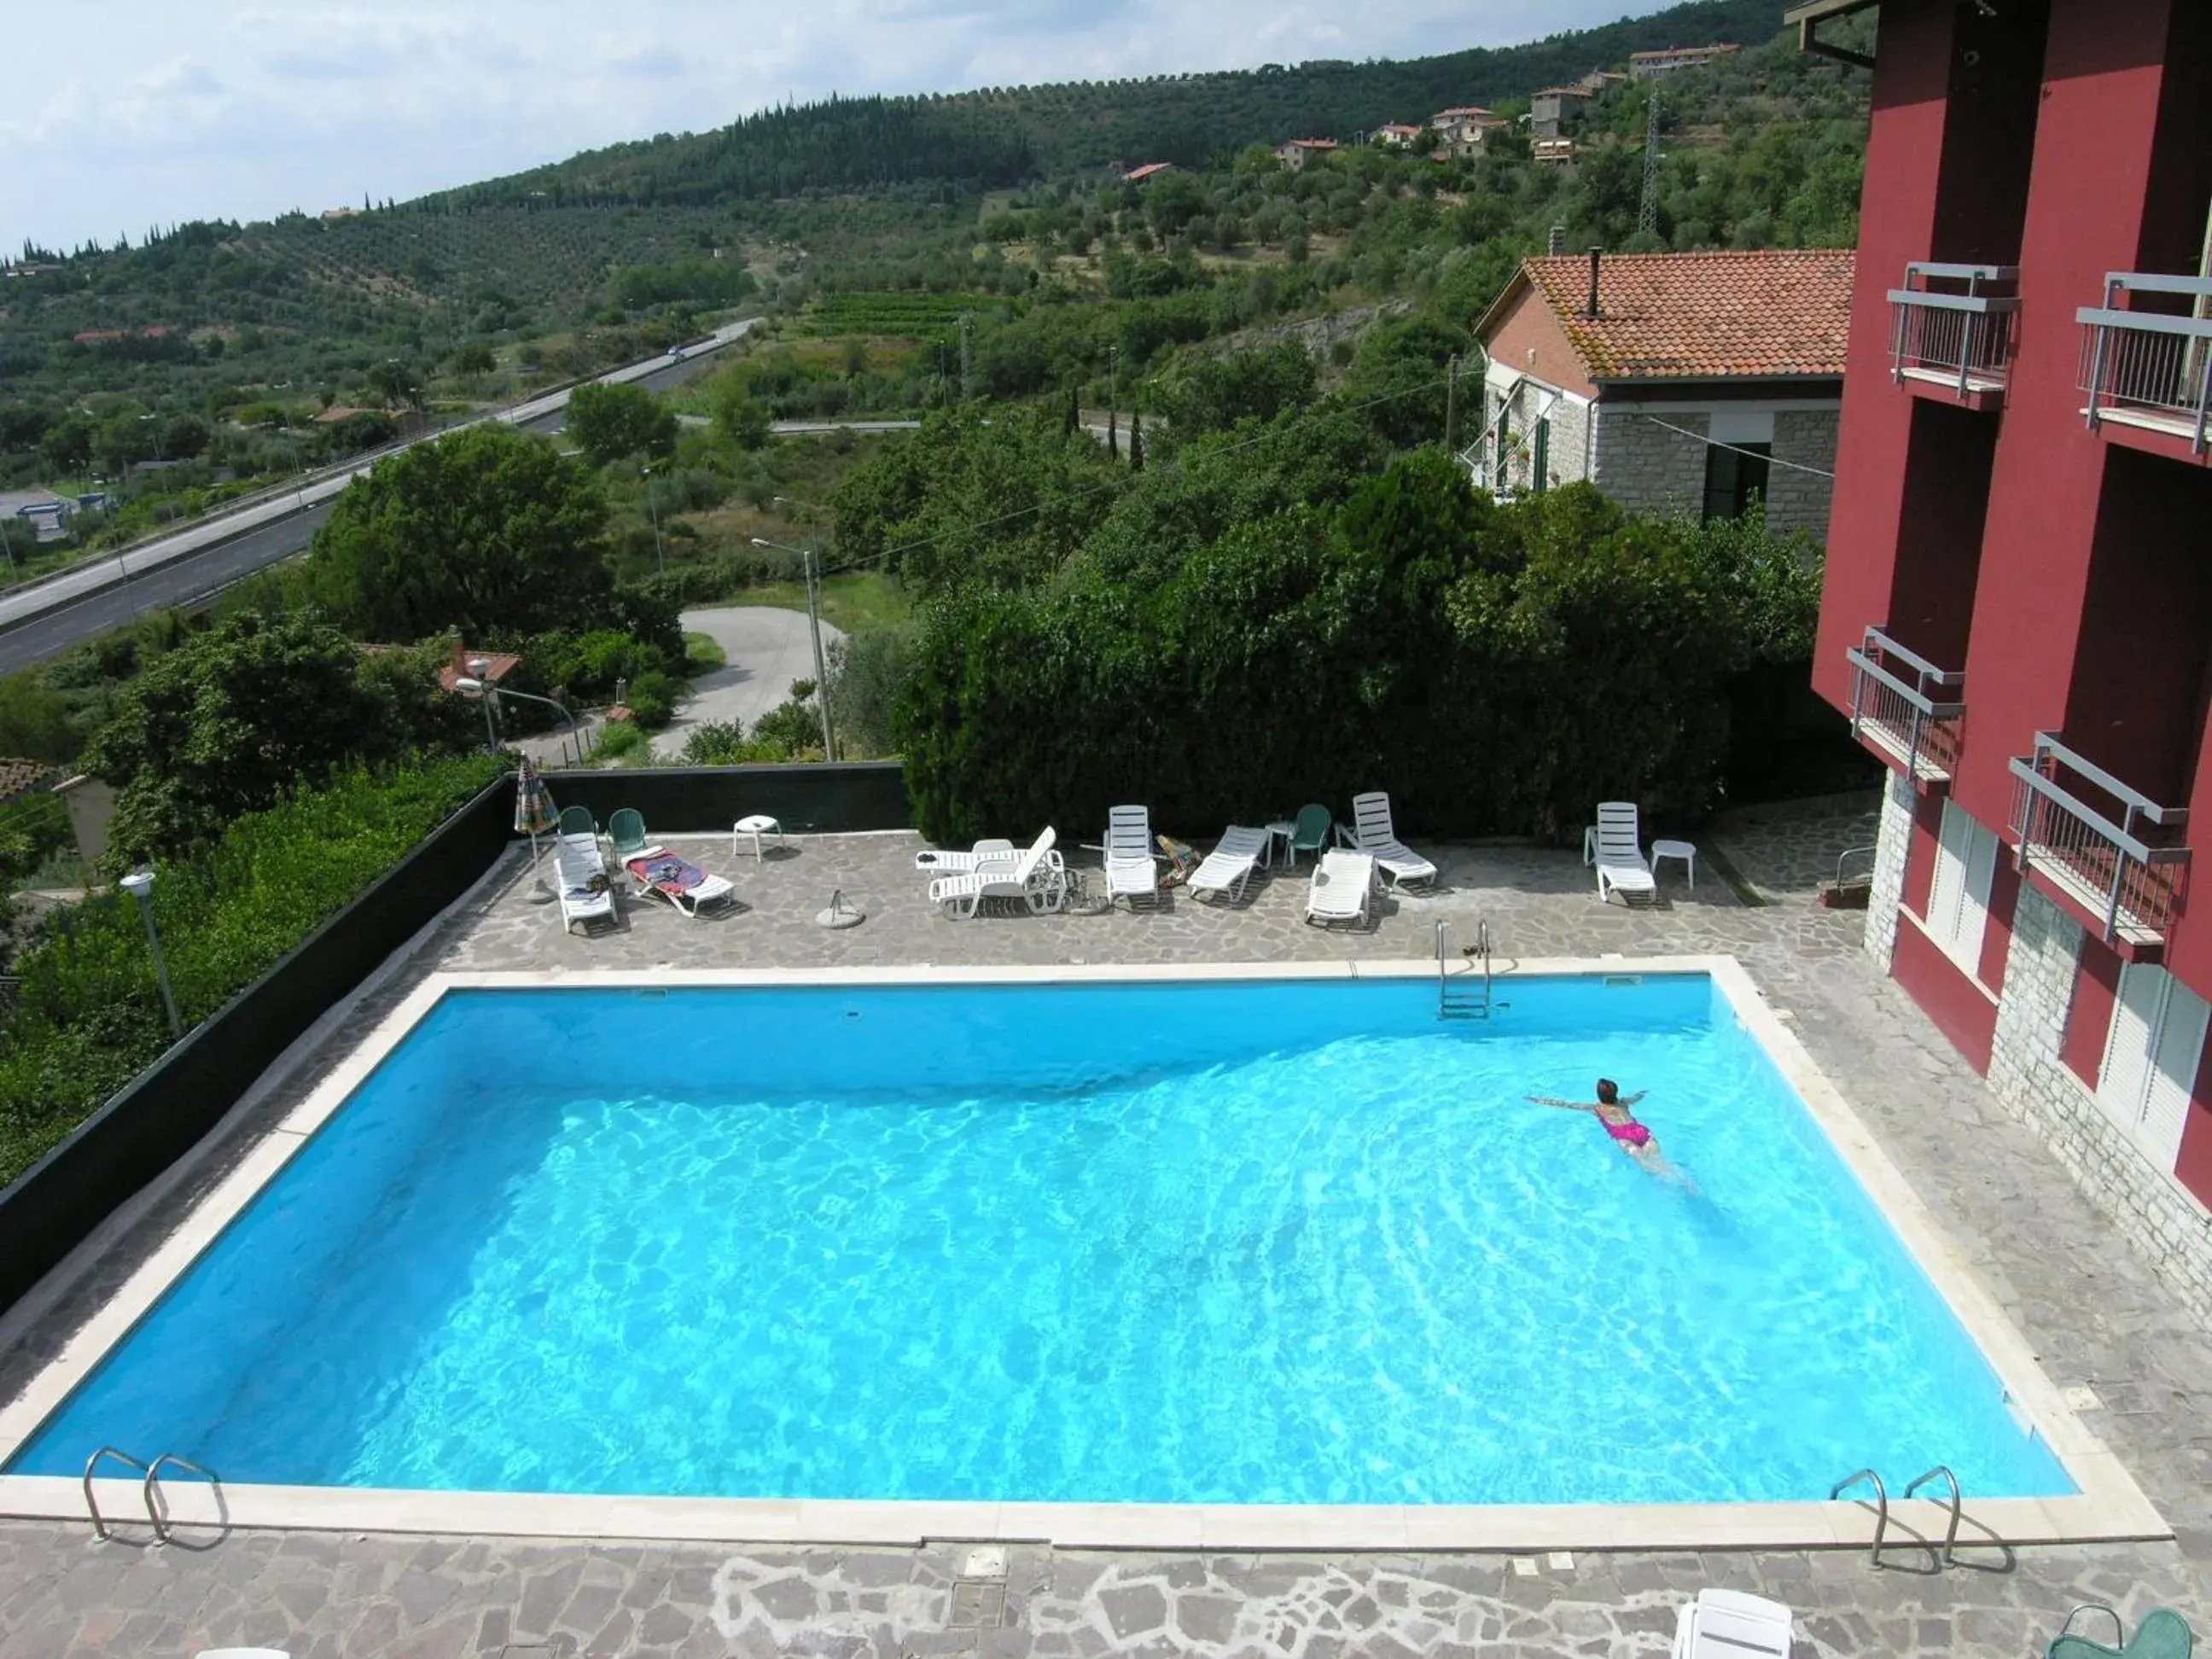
[1481,382,1592,495]
[1767,408,1840,542]
[1591,407,1706,521]
[1864,770,1913,974]
[1986,883,2212,1325]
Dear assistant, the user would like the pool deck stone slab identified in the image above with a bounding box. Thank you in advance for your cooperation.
[3,806,2212,1656]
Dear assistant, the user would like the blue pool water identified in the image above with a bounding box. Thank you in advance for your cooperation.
[10,974,2072,1505]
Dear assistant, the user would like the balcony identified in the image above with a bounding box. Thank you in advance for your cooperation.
[2007,733,2190,956]
[2077,272,2212,458]
[1889,263,2019,408]
[1844,627,1965,789]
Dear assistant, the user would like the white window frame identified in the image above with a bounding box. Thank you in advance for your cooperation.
[1920,800,1999,978]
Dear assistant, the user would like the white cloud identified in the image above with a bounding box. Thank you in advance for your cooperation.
[0,0,1634,253]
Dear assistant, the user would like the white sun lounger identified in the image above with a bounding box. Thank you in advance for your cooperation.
[1104,805,1161,906]
[625,845,737,919]
[1586,800,1656,904]
[1671,1588,1793,1659]
[1339,791,1438,888]
[555,831,617,935]
[1190,824,1270,903]
[913,837,1016,874]
[928,826,1065,918]
[1304,848,1376,928]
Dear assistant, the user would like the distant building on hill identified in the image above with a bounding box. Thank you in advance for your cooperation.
[1469,247,1852,538]
[1121,162,1177,183]
[1533,137,1580,166]
[1628,43,1742,79]
[1531,86,1593,137]
[1436,114,1508,160]
[1367,123,1423,148]
[1273,138,1337,170]
[1429,106,1493,127]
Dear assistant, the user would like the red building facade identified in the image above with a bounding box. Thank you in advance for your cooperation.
[1800,0,2212,1288]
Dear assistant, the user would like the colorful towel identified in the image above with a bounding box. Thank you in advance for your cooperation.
[630,853,707,893]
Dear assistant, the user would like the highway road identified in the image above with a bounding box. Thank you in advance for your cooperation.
[0,317,759,664]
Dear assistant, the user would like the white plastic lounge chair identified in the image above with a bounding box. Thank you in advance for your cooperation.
[1586,800,1656,904]
[1190,825,1270,903]
[625,846,737,919]
[928,827,1064,919]
[555,830,616,935]
[1671,1588,1793,1659]
[913,836,1016,874]
[1338,791,1438,888]
[1104,805,1161,906]
[1305,848,1376,928]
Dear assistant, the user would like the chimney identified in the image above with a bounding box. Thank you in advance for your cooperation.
[1586,247,1603,318]
[449,635,468,677]
[1547,223,1567,256]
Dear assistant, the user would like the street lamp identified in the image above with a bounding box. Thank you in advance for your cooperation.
[642,463,667,575]
[118,868,183,1039]
[750,536,836,760]
[454,678,585,765]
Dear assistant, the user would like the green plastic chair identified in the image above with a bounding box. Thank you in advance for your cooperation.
[556,804,596,839]
[2052,1607,2194,1659]
[608,808,650,865]
[1289,803,1333,866]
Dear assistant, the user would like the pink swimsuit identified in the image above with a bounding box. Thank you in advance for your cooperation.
[1604,1118,1652,1149]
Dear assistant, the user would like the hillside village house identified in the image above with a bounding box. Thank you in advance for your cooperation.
[1367,123,1423,148]
[1470,247,1852,539]
[1629,43,1742,79]
[1435,114,1507,159]
[1532,138,1580,166]
[1272,138,1336,170]
[1428,106,1493,129]
[1530,86,1592,137]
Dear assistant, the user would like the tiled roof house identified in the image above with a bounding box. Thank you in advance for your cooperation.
[1469,247,1854,538]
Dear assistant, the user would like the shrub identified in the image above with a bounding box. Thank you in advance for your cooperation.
[752,693,824,758]
[626,669,679,730]
[0,753,504,1186]
[678,720,783,766]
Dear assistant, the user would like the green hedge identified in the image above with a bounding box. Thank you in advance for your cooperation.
[894,457,1823,845]
[0,752,504,1187]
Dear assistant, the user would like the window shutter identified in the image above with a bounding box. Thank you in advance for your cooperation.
[1953,813,1999,970]
[2141,976,2209,1170]
[2098,962,2164,1138]
[1924,803,1970,952]
[1534,418,1551,492]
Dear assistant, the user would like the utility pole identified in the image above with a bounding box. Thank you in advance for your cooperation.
[1445,354,1460,453]
[958,312,974,402]
[643,463,667,575]
[802,548,836,760]
[1638,86,1662,241]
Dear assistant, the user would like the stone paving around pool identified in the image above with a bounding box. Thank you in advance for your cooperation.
[3,796,2210,1659]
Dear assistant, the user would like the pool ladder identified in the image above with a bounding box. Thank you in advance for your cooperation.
[1437,919,1495,1021]
[84,1446,223,1545]
[1831,1464,1965,1568]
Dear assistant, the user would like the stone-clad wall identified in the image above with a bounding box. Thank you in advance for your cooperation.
[1986,884,2212,1325]
[1768,408,1840,541]
[1591,407,1707,520]
[1481,382,1593,494]
[1864,770,1913,974]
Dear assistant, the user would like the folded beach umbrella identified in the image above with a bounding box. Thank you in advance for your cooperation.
[515,755,559,899]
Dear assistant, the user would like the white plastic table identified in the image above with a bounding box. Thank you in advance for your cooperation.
[1264,819,1296,868]
[1651,837,1697,888]
[731,813,784,860]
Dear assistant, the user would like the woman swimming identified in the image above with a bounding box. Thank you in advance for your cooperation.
[1528,1078,1691,1185]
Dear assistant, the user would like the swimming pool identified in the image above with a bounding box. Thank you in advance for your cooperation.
[4,963,2087,1523]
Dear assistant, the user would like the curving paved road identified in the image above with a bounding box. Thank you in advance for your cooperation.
[656,606,845,760]
[0,319,759,667]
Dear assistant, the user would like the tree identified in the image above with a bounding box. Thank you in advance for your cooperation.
[1129,406,1144,472]
[365,358,425,410]
[449,342,498,376]
[163,414,211,459]
[568,381,678,467]
[304,424,613,643]
[711,382,771,451]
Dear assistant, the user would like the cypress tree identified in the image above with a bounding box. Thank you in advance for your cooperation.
[1107,407,1118,459]
[1129,407,1144,472]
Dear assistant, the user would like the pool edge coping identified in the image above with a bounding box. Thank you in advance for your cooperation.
[0,954,2171,1552]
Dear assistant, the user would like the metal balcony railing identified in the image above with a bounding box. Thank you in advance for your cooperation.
[2077,271,2212,454]
[2007,733,2190,949]
[1844,627,1965,785]
[1889,263,2020,399]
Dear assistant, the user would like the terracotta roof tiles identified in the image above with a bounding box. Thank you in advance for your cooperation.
[1510,248,1854,381]
[0,758,60,804]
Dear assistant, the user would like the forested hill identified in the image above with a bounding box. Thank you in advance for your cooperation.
[439,0,1792,207]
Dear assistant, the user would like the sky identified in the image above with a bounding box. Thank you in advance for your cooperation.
[0,2,1639,255]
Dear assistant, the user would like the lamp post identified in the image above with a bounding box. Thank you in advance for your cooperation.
[455,678,585,765]
[118,868,183,1039]
[749,536,836,760]
[642,463,667,575]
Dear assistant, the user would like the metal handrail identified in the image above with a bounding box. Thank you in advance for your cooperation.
[2020,732,2188,836]
[143,1452,219,1545]
[2009,734,2191,943]
[1861,625,1964,690]
[1847,628,1965,783]
[1890,264,2020,397]
[1831,1467,1891,1565]
[1906,260,2022,285]
[83,1446,149,1541]
[1903,1464,1964,1565]
[1845,649,1967,719]
[2078,272,2212,453]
